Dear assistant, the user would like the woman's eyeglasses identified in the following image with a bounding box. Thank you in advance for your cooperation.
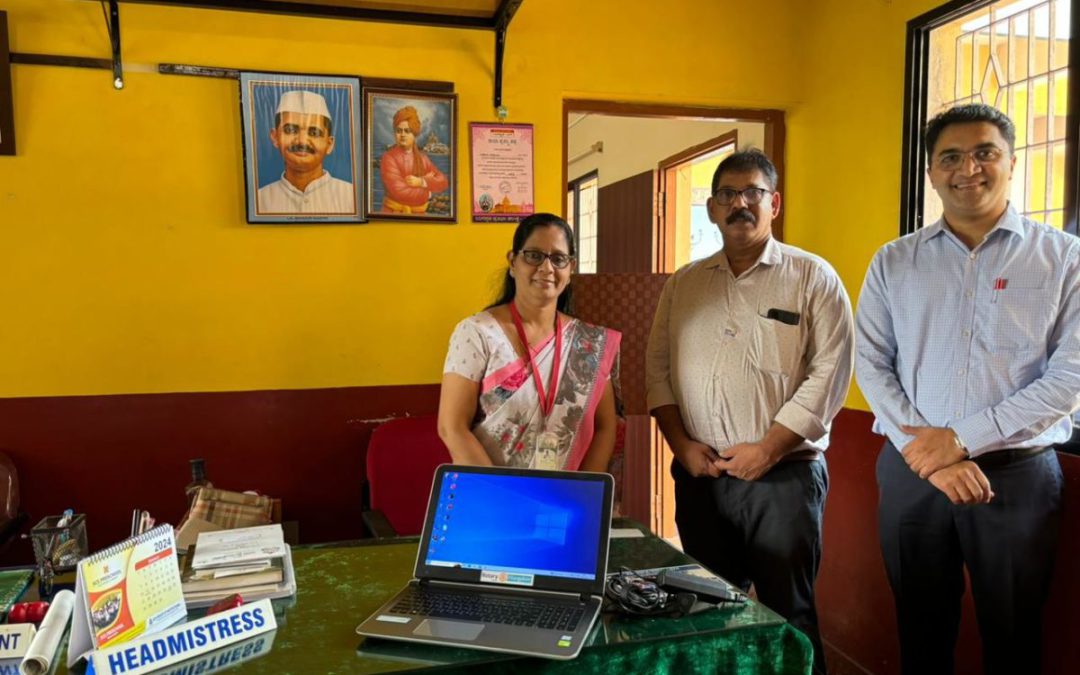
[518,249,575,269]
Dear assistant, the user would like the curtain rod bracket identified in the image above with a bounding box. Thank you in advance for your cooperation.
[493,24,506,111]
[106,0,124,89]
[491,0,523,114]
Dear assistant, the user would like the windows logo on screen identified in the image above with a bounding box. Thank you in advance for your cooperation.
[533,512,569,545]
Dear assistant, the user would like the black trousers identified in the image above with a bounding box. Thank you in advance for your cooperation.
[673,459,829,675]
[876,443,1064,675]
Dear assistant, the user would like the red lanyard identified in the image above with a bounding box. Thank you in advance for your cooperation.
[509,302,562,418]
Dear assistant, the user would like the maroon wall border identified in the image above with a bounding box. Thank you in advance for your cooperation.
[0,384,440,561]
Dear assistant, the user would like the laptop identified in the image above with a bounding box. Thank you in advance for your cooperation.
[356,464,614,660]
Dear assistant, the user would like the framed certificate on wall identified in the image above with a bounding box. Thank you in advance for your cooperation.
[470,123,534,222]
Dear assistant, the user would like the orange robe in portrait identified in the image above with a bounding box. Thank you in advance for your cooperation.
[379,145,449,213]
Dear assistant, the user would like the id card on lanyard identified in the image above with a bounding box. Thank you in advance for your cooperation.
[509,302,563,470]
[535,431,561,470]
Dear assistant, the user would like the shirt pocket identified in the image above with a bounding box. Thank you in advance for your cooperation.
[986,275,1054,352]
[749,305,803,376]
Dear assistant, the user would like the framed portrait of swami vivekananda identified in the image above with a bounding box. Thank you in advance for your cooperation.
[364,88,457,222]
[0,12,15,156]
[239,72,364,224]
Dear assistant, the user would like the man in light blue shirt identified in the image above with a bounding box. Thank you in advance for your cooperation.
[856,103,1080,675]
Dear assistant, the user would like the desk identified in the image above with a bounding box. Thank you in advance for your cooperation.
[37,524,811,674]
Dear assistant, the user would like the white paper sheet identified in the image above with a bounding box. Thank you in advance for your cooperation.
[19,589,74,675]
[191,525,285,569]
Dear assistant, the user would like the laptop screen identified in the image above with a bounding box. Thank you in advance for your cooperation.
[414,465,613,595]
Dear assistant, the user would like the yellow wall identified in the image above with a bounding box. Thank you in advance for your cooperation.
[786,0,945,410]
[0,0,805,398]
[1,0,969,411]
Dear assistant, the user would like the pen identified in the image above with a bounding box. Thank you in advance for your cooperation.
[56,508,74,529]
[992,277,1007,304]
[48,508,76,568]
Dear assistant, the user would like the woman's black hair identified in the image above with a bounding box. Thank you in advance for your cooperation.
[487,212,576,314]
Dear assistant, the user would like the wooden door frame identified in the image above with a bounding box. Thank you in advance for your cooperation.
[657,129,740,274]
[562,100,787,273]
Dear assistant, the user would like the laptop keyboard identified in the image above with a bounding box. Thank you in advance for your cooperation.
[391,587,585,631]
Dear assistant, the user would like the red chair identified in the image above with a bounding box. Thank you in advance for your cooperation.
[362,415,451,538]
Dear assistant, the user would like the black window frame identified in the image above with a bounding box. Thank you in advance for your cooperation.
[900,0,1080,236]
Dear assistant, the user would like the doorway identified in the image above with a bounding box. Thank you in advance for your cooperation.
[658,130,738,268]
[563,100,786,540]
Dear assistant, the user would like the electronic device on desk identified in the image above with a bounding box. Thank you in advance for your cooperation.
[656,565,747,604]
[357,465,615,661]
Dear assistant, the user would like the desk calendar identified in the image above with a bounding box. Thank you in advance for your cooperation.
[67,524,186,666]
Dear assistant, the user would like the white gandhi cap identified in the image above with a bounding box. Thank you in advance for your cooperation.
[276,90,332,121]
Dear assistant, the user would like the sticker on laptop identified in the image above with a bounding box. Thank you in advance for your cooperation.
[480,570,534,587]
[375,615,411,624]
[558,635,573,647]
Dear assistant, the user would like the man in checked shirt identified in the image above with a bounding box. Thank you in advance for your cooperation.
[646,149,854,675]
[856,103,1080,675]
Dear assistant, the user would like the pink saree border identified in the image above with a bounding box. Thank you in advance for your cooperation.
[480,328,559,395]
[565,328,622,470]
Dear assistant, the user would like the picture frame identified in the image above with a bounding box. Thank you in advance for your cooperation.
[469,123,534,222]
[0,11,15,156]
[239,71,364,224]
[364,88,457,222]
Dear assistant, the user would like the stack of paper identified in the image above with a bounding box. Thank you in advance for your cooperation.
[182,524,296,608]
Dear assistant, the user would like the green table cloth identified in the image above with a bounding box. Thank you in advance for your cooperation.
[28,523,812,674]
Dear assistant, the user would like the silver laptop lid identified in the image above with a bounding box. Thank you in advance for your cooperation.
[414,465,614,597]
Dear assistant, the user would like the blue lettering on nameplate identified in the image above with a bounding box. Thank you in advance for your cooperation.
[93,599,277,675]
[0,624,35,659]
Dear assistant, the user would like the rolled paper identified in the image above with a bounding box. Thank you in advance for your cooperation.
[19,590,74,675]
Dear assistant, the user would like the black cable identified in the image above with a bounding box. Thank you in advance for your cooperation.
[604,567,697,617]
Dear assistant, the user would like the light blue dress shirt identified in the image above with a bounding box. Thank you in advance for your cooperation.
[855,205,1080,456]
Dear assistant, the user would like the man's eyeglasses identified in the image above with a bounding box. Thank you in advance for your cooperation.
[935,147,1006,170]
[518,249,575,269]
[712,187,773,206]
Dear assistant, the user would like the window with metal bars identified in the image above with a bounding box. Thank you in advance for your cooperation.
[902,0,1079,235]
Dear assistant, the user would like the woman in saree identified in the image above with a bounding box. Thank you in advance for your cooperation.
[438,212,621,472]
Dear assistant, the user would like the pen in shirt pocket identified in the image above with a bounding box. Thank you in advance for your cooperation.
[992,277,1007,303]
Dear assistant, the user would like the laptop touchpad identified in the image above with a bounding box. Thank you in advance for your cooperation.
[413,619,484,640]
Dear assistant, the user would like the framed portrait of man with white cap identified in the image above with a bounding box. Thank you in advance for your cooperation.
[240,72,364,223]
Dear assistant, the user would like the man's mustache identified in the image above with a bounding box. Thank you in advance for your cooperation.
[726,208,757,225]
[286,144,316,154]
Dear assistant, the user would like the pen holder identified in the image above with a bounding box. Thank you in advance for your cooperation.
[31,514,88,573]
